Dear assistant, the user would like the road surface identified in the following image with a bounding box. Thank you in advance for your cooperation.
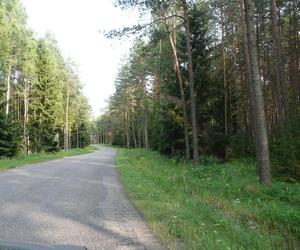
[0,147,163,250]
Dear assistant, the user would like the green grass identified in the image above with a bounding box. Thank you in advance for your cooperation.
[0,146,97,170]
[116,148,300,250]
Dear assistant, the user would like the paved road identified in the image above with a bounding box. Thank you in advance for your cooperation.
[0,147,163,250]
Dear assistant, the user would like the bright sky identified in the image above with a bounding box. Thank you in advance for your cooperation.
[21,0,140,118]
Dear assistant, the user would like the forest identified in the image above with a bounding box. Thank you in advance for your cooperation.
[95,0,300,184]
[0,0,91,158]
[0,0,299,248]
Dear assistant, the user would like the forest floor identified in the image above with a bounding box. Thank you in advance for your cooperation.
[0,146,97,171]
[116,148,300,250]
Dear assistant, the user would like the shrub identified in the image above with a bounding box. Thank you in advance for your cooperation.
[198,154,221,166]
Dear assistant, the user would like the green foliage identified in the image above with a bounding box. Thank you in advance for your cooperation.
[104,0,300,182]
[117,148,300,249]
[270,116,300,182]
[0,112,21,157]
[0,1,91,155]
[198,154,221,166]
[231,133,255,157]
[97,1,223,158]
[71,122,91,148]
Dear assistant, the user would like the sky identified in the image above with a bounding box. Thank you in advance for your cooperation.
[21,0,140,117]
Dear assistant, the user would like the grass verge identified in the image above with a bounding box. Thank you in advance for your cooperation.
[0,146,97,170]
[116,148,300,250]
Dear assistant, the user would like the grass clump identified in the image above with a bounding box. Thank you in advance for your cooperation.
[0,146,97,170]
[116,148,300,250]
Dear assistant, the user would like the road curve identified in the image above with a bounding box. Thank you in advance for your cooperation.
[0,147,163,250]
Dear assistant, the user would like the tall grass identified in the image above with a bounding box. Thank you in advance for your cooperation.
[117,148,300,250]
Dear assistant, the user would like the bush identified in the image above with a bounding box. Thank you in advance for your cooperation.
[198,154,221,166]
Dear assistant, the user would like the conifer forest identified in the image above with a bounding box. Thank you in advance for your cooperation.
[95,0,300,184]
[0,0,91,158]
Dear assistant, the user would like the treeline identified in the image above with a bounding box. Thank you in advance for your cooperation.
[0,0,91,157]
[95,0,300,184]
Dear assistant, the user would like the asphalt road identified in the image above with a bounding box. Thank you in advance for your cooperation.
[0,147,163,250]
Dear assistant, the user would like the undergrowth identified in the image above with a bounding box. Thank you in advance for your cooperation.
[116,148,300,250]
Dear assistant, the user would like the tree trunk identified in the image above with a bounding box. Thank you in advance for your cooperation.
[162,3,190,160]
[18,95,21,121]
[126,111,130,149]
[131,116,137,148]
[64,84,70,151]
[5,64,12,116]
[144,116,149,150]
[77,125,79,148]
[221,4,229,160]
[243,0,271,184]
[239,0,255,141]
[130,91,138,148]
[24,79,29,154]
[182,0,199,164]
[143,79,150,150]
[289,1,300,103]
[270,0,289,123]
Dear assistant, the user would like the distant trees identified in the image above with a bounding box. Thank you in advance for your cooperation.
[96,0,300,183]
[0,0,91,157]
